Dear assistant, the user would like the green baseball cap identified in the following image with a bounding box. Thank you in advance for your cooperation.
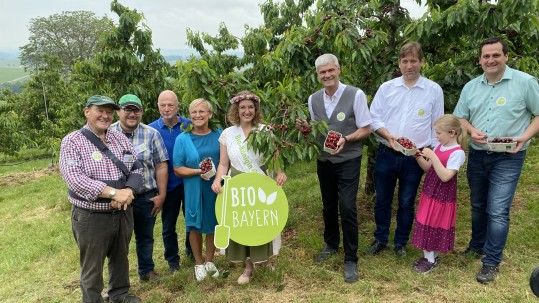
[86,95,120,110]
[118,94,143,110]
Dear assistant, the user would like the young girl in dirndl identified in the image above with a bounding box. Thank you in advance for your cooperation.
[411,114,466,273]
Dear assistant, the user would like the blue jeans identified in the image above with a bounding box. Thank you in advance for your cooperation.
[317,156,362,263]
[466,148,525,266]
[161,183,191,267]
[132,190,157,276]
[374,144,424,247]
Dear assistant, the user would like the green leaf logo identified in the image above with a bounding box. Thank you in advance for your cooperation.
[266,191,277,205]
[258,188,267,203]
[258,188,278,205]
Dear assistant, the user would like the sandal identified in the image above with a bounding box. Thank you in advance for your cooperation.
[237,270,252,284]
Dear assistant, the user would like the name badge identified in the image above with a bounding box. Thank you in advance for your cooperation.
[123,154,134,163]
[135,143,147,154]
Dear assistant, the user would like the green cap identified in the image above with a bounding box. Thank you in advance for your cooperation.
[118,94,143,110]
[86,95,120,110]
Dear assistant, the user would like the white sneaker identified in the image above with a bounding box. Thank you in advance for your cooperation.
[204,262,219,278]
[194,265,207,281]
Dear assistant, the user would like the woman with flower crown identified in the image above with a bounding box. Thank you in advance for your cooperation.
[211,90,287,284]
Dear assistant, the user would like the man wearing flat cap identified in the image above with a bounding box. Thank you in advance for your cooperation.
[110,94,169,283]
[59,95,143,303]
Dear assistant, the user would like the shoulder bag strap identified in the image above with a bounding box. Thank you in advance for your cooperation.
[80,128,130,176]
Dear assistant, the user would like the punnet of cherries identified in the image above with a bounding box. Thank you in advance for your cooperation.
[489,137,515,143]
[324,131,342,150]
[396,137,416,150]
[199,158,214,174]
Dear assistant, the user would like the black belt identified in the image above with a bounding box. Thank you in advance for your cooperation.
[136,188,157,198]
[73,204,123,213]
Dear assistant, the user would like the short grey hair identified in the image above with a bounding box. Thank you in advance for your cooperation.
[189,98,213,114]
[315,54,340,71]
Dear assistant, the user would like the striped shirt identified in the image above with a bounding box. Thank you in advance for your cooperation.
[59,124,143,211]
[110,122,169,193]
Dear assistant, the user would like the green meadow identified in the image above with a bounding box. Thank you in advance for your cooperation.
[1,145,538,302]
[0,60,27,84]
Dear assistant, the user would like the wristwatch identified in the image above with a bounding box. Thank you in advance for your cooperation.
[108,188,116,199]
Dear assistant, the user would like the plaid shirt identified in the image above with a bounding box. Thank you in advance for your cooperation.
[110,122,169,193]
[59,124,143,211]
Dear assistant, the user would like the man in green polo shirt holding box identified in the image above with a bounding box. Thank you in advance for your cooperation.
[454,37,539,284]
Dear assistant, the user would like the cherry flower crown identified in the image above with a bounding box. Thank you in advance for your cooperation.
[229,93,261,104]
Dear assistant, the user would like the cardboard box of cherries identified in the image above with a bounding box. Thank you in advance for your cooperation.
[199,157,216,179]
[486,137,516,152]
[324,130,342,153]
[394,137,418,156]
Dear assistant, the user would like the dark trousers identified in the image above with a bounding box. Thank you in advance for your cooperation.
[71,206,134,303]
[317,156,362,263]
[373,144,423,247]
[132,190,157,276]
[161,183,191,267]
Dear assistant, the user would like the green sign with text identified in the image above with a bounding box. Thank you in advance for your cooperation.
[214,172,288,248]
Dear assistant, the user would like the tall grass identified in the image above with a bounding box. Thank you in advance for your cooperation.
[0,144,538,302]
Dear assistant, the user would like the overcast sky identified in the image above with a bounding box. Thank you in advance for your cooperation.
[0,0,426,51]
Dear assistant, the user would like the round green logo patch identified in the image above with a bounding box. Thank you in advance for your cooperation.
[417,109,425,117]
[91,151,102,161]
[214,172,289,248]
[337,112,345,121]
[496,97,506,106]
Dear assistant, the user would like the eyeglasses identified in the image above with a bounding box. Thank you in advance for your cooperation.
[190,110,209,116]
[122,107,142,115]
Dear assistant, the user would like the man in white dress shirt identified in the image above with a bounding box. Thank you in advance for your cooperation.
[367,42,444,258]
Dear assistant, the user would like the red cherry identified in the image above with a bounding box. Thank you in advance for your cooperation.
[199,158,214,174]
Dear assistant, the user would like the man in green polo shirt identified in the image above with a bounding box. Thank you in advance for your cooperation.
[454,37,539,284]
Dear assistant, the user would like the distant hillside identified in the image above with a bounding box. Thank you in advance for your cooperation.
[0,48,243,64]
[160,48,243,63]
[0,49,19,61]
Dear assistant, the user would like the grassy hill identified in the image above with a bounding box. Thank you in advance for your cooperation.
[0,146,538,302]
[0,59,27,85]
[0,67,27,84]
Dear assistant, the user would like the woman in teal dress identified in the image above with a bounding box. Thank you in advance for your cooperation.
[173,98,221,281]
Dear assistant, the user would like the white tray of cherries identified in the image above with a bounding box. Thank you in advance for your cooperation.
[486,137,516,152]
[199,157,216,179]
[323,131,342,153]
[394,137,417,156]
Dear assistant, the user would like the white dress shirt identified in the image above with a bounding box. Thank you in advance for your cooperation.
[370,76,444,148]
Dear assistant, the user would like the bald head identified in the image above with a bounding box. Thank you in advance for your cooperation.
[157,90,179,123]
[158,90,178,103]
